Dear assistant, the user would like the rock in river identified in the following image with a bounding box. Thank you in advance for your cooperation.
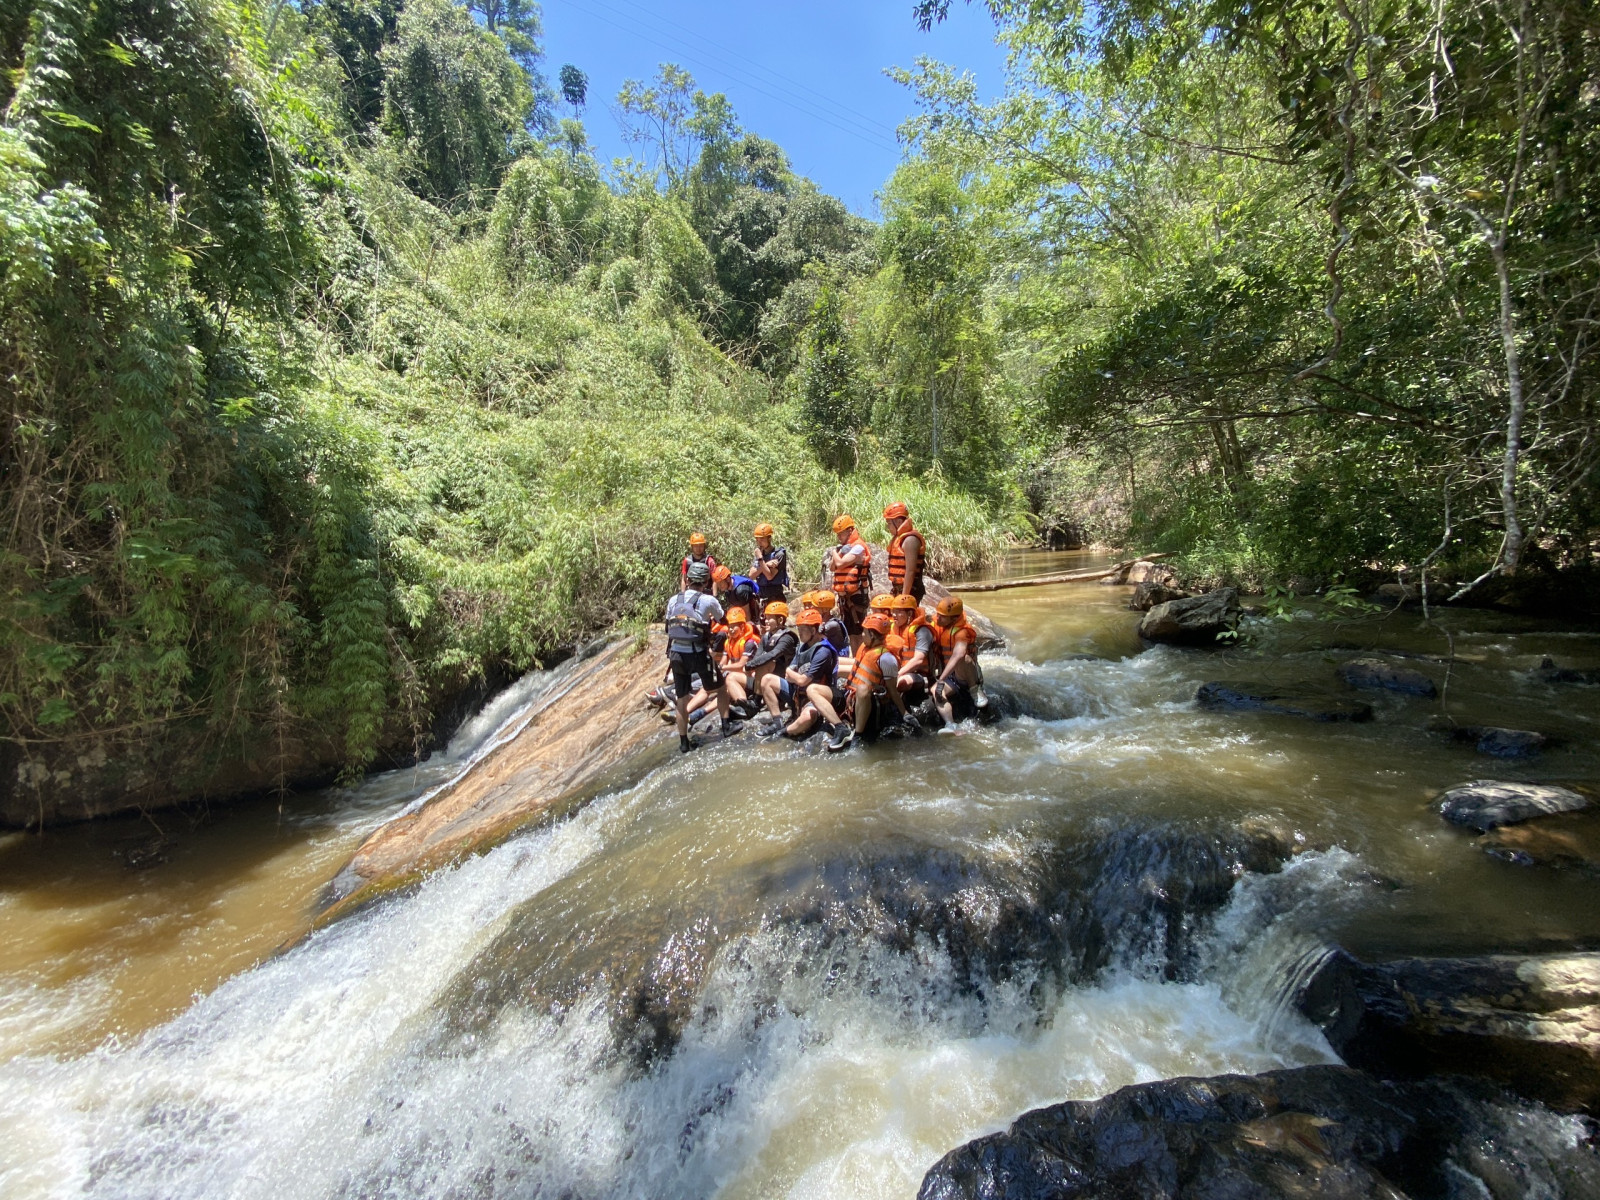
[918,1065,1599,1200]
[1436,779,1588,832]
[1130,580,1187,612]
[1196,681,1374,722]
[1453,724,1549,759]
[1138,588,1240,645]
[1482,812,1600,873]
[1337,657,1438,697]
[1536,657,1600,686]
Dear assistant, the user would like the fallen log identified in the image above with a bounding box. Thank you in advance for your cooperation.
[948,553,1172,593]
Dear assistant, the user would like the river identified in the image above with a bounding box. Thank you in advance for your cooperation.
[3,550,1598,1198]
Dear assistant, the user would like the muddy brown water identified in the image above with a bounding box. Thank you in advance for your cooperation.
[2,550,1599,1198]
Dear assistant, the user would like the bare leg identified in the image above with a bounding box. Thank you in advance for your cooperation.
[853,686,873,736]
[759,673,784,716]
[804,682,843,726]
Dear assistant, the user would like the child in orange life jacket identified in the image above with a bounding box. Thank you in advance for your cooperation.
[829,611,918,752]
[930,595,988,724]
[717,607,761,715]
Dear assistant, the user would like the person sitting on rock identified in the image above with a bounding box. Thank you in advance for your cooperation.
[831,611,917,752]
[744,601,797,687]
[883,501,925,602]
[750,523,788,614]
[717,606,762,717]
[931,596,988,724]
[757,609,849,747]
[665,561,741,752]
[679,532,718,590]
[713,564,760,622]
[824,515,871,653]
[889,594,935,706]
[806,590,851,657]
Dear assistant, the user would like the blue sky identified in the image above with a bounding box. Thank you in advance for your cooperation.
[537,0,1010,216]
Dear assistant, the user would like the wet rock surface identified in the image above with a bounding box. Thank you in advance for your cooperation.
[1196,681,1374,723]
[1337,657,1438,697]
[1131,580,1188,612]
[917,1065,1600,1200]
[1537,657,1600,686]
[1436,779,1589,832]
[1452,724,1549,759]
[1482,812,1600,873]
[1139,589,1240,645]
[1298,949,1600,1114]
[442,819,1296,1063]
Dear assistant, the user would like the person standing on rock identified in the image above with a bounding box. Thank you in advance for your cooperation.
[679,532,717,589]
[750,523,788,614]
[665,561,741,752]
[824,515,870,653]
[883,501,925,603]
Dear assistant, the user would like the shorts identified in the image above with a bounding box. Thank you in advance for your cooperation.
[834,591,869,634]
[669,651,721,699]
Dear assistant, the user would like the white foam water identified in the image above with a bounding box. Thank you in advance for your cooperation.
[0,787,1347,1200]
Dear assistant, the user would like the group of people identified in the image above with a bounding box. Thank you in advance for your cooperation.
[655,504,987,754]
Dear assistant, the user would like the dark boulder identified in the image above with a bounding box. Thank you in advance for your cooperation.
[1139,589,1240,646]
[918,1065,1600,1200]
[1296,949,1600,1114]
[1337,657,1437,697]
[1130,581,1188,612]
[439,820,1295,1063]
[1451,725,1549,759]
[1436,779,1588,832]
[1536,657,1600,686]
[1196,681,1374,722]
[1373,582,1421,605]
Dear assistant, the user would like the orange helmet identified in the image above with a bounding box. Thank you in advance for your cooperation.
[795,609,823,627]
[798,590,819,608]
[753,522,774,538]
[869,594,895,610]
[689,532,707,548]
[811,592,836,611]
[725,606,748,625]
[712,564,732,583]
[764,601,789,619]
[936,596,965,619]
[862,612,891,635]
[831,515,855,534]
[883,501,909,520]
[891,594,919,611]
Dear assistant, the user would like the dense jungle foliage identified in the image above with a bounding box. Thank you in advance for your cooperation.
[2,0,1596,793]
[0,0,1015,780]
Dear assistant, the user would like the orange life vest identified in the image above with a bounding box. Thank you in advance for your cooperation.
[933,618,977,670]
[886,519,924,595]
[831,530,871,595]
[902,613,934,661]
[885,630,909,657]
[723,624,758,665]
[848,643,891,692]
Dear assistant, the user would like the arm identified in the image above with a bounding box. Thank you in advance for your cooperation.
[937,636,972,684]
[902,534,922,585]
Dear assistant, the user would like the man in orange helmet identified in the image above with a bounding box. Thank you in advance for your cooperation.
[883,501,925,602]
[750,523,788,613]
[930,595,988,724]
[757,609,851,747]
[889,593,934,705]
[824,514,871,651]
[680,532,717,589]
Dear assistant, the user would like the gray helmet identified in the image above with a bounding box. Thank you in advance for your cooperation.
[686,561,712,586]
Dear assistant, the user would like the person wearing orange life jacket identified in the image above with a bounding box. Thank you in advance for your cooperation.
[824,515,871,651]
[883,501,926,603]
[829,611,918,751]
[889,593,935,704]
[680,532,718,589]
[930,595,989,725]
[716,606,762,714]
[756,609,851,748]
[749,523,788,613]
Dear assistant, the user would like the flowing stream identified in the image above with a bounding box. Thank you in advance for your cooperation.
[3,550,1600,1198]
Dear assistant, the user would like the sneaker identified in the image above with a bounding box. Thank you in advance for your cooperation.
[971,683,989,710]
[688,707,711,726]
[720,718,745,738]
[758,719,787,740]
[679,735,695,754]
[824,723,854,752]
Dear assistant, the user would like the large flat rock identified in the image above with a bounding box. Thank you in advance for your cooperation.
[1436,779,1589,832]
[319,634,676,920]
[1139,588,1239,645]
